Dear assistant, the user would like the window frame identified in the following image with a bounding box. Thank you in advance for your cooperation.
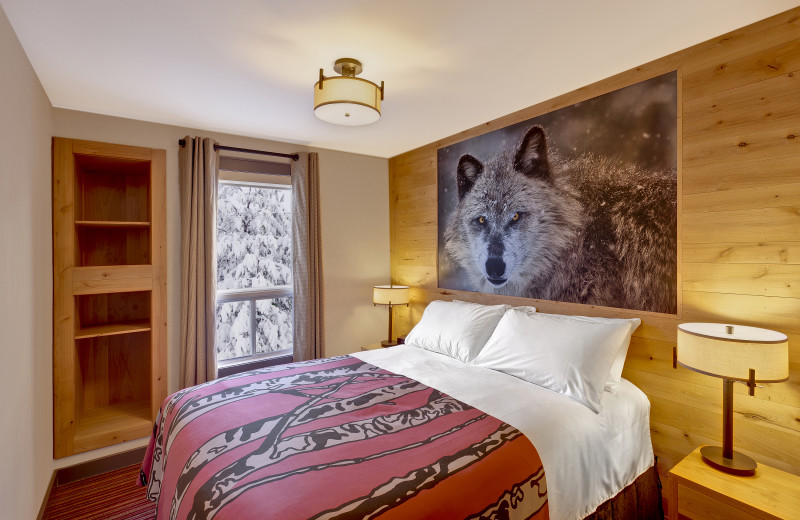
[216,167,293,370]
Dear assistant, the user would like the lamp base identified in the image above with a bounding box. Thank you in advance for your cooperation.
[380,340,398,348]
[700,446,757,476]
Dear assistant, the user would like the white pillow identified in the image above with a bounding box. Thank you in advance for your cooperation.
[589,316,640,390]
[506,310,639,390]
[471,309,634,412]
[404,300,510,362]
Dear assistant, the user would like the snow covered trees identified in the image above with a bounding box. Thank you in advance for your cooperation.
[215,184,293,361]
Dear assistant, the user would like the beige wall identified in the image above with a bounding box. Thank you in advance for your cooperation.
[0,5,54,518]
[50,108,391,457]
[0,5,390,507]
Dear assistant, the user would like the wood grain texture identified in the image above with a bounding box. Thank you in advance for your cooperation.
[71,140,152,161]
[52,138,76,459]
[149,148,167,420]
[670,447,800,520]
[387,5,800,503]
[53,139,167,458]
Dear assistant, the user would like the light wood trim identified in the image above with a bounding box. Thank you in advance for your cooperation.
[72,276,153,295]
[670,447,800,520]
[683,137,800,196]
[74,220,151,228]
[72,265,153,295]
[149,148,167,420]
[683,183,800,215]
[53,139,167,458]
[683,207,800,243]
[71,139,152,161]
[75,320,151,340]
[73,400,152,455]
[683,242,800,265]
[678,484,759,520]
[683,69,800,145]
[72,265,153,283]
[682,263,800,298]
[52,137,76,459]
[682,39,800,102]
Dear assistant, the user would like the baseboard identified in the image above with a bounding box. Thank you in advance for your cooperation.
[55,446,148,486]
[36,470,57,520]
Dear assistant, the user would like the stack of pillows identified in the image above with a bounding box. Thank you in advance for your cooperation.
[403,300,640,413]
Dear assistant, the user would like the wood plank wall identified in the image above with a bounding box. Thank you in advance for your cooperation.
[388,7,800,492]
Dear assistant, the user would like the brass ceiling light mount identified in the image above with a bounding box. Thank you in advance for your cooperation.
[333,57,362,77]
[314,58,384,126]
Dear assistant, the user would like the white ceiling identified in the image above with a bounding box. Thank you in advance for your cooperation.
[3,0,799,158]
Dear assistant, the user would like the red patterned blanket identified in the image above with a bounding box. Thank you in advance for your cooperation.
[141,355,548,519]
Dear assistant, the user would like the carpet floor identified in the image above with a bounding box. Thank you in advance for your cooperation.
[43,464,155,520]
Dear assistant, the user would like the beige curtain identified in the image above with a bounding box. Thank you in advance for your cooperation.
[292,152,324,361]
[179,136,219,386]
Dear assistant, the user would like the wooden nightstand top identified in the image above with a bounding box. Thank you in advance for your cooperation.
[360,343,385,351]
[670,447,800,520]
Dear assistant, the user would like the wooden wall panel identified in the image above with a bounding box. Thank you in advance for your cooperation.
[387,5,800,501]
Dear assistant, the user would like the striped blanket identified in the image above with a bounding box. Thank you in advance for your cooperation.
[141,355,548,519]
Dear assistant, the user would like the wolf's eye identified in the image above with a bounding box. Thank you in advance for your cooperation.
[507,212,524,228]
[477,216,486,224]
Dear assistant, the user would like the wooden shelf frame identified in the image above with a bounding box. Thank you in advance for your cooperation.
[73,400,153,453]
[75,319,151,340]
[53,138,167,459]
[75,220,151,228]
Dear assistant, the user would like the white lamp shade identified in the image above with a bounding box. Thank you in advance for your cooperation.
[314,77,381,126]
[677,323,789,382]
[373,285,409,306]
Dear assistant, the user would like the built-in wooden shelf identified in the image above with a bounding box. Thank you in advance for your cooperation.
[75,220,151,228]
[73,400,152,454]
[53,138,166,459]
[75,319,151,340]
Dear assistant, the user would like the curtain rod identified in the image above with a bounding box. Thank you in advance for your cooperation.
[178,139,299,161]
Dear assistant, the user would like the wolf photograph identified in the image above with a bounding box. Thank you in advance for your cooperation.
[438,71,678,314]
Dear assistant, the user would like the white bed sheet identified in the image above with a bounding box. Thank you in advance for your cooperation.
[353,345,654,520]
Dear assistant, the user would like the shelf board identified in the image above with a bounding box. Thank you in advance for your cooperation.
[75,319,151,340]
[75,220,151,228]
[74,400,152,454]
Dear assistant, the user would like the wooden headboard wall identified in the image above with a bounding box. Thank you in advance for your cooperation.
[387,7,800,487]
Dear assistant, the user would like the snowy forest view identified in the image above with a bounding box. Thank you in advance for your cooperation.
[216,183,293,362]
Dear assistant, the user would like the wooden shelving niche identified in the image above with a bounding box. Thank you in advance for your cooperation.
[53,138,166,458]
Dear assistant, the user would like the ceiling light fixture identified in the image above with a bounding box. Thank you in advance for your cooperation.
[314,58,384,126]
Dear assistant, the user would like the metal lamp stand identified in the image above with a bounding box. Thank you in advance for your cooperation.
[700,376,757,476]
[381,303,398,347]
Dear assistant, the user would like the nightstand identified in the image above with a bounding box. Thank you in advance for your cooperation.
[668,447,800,519]
[360,342,386,351]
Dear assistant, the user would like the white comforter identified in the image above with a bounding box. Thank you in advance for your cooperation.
[353,344,654,520]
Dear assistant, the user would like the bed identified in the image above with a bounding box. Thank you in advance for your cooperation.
[141,303,660,520]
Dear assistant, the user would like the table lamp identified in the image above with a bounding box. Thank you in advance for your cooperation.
[373,285,409,347]
[676,323,788,476]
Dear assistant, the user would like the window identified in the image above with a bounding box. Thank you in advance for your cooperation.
[215,166,293,370]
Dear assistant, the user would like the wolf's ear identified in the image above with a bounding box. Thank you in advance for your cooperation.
[514,126,550,179]
[456,155,483,199]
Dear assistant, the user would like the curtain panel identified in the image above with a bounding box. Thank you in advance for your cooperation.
[291,152,324,361]
[179,136,219,387]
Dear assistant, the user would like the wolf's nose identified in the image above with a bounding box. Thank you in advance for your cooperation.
[486,257,506,278]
